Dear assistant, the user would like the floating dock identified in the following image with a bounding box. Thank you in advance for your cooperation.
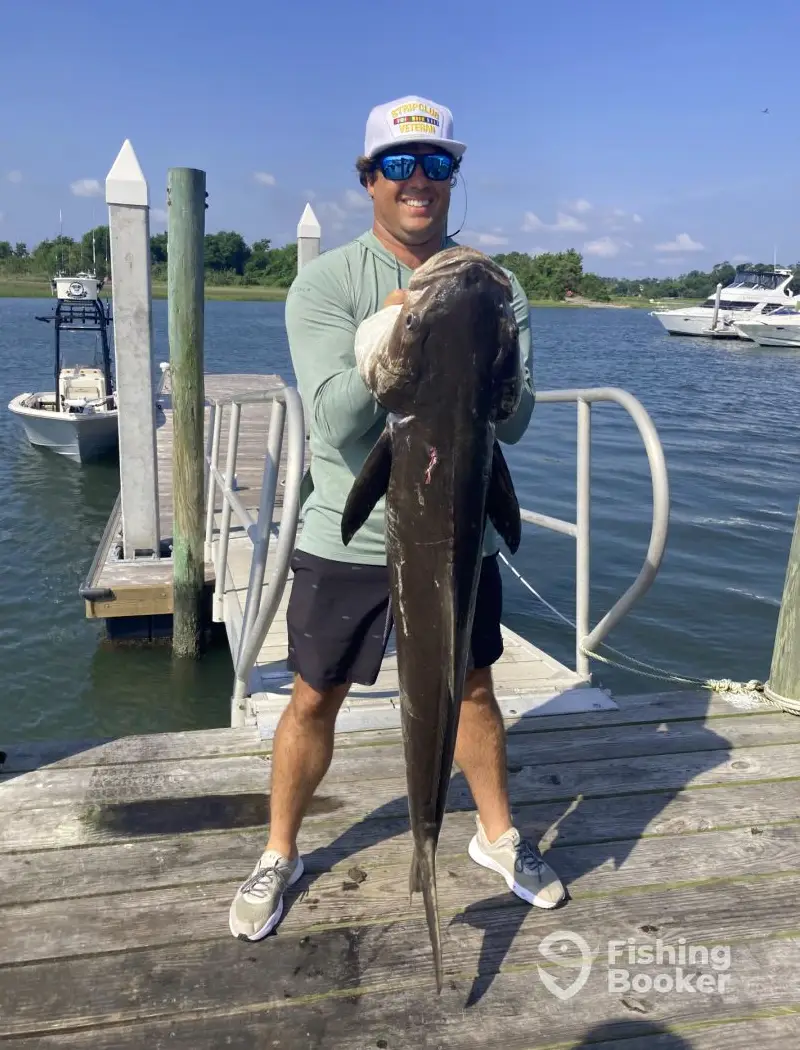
[2,688,799,1046]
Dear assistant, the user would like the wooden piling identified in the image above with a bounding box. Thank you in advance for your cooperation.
[105,140,161,560]
[297,203,321,271]
[765,498,800,712]
[167,168,206,658]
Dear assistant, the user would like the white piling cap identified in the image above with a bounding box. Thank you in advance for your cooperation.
[297,203,321,239]
[106,140,149,207]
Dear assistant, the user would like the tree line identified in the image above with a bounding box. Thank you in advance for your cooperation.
[2,225,798,302]
[0,226,298,288]
[490,251,800,302]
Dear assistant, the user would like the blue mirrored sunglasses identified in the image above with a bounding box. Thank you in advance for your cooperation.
[374,151,455,182]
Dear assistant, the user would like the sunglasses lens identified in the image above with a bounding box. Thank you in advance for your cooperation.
[377,152,455,181]
[422,154,454,180]
[380,154,415,180]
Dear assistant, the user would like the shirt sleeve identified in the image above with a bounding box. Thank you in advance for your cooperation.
[494,269,535,446]
[285,262,385,450]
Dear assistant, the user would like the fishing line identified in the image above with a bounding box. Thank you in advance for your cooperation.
[446,169,468,240]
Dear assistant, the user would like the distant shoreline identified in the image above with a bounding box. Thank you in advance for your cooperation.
[0,278,698,310]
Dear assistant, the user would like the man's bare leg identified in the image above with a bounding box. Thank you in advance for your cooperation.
[265,675,349,860]
[454,666,513,841]
[456,665,566,907]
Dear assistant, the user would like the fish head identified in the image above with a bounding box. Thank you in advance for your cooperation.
[362,246,523,419]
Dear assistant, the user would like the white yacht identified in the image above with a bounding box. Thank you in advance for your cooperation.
[734,307,800,348]
[651,267,799,338]
[8,271,119,463]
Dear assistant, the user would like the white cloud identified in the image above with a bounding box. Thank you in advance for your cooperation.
[70,178,103,198]
[654,232,704,252]
[7,170,22,184]
[522,212,544,231]
[150,208,168,224]
[731,253,750,263]
[253,171,276,186]
[584,236,630,258]
[571,198,592,213]
[553,211,586,231]
[343,188,371,210]
[475,232,509,247]
[605,208,643,230]
[316,200,348,232]
[522,210,586,233]
[463,229,509,247]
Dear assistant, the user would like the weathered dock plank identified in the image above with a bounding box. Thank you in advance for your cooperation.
[0,776,793,862]
[0,689,777,774]
[2,689,799,1046]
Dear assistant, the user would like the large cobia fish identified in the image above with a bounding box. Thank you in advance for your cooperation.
[341,245,524,991]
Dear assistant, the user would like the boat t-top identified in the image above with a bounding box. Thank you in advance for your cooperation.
[650,267,799,339]
[7,270,119,463]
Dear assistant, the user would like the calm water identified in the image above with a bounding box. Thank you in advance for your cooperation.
[1,298,797,744]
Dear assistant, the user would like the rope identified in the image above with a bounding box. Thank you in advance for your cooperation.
[497,551,793,714]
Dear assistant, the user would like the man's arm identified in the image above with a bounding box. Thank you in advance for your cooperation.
[495,271,535,446]
[285,263,385,450]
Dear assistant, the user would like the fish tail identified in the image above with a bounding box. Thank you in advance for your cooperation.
[410,838,443,994]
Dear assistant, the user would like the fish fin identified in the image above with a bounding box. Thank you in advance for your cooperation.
[486,440,521,554]
[341,429,392,546]
[410,840,444,994]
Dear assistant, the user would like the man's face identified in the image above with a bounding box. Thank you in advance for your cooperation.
[367,144,452,246]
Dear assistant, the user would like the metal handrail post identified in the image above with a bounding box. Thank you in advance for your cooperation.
[575,398,591,678]
[204,402,223,561]
[232,387,305,720]
[213,401,241,621]
[580,391,669,655]
[236,397,286,667]
[517,386,670,674]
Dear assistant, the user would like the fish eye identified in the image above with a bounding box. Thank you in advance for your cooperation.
[405,312,420,331]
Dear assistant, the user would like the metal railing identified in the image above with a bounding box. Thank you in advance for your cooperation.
[517,387,670,678]
[204,385,306,726]
[207,382,667,724]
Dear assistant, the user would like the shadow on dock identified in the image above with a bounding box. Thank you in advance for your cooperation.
[569,1020,694,1047]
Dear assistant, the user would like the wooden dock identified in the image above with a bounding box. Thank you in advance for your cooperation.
[82,370,612,733]
[2,688,800,1046]
[81,372,287,628]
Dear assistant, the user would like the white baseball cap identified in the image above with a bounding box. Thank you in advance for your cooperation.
[364,95,467,161]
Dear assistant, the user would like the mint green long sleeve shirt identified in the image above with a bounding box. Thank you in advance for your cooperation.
[284,229,535,565]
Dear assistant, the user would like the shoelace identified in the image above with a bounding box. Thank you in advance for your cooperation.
[240,860,287,900]
[514,839,546,879]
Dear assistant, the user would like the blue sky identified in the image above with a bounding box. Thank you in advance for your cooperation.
[1,0,798,277]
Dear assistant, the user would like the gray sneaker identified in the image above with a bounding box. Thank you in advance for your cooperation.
[229,849,305,941]
[468,816,565,908]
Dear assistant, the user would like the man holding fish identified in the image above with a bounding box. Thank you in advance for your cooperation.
[229,95,566,976]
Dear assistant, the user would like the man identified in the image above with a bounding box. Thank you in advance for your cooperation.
[229,95,565,942]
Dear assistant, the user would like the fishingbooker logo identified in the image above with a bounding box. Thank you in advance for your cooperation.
[536,931,733,1001]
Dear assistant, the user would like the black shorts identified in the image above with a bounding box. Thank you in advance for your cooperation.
[285,550,504,691]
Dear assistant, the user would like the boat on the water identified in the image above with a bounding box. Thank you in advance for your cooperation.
[734,307,800,348]
[8,271,118,463]
[650,267,799,339]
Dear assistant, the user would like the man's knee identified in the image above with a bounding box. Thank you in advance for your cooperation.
[288,675,349,724]
[463,665,496,705]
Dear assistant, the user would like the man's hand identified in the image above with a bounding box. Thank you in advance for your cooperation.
[383,289,407,308]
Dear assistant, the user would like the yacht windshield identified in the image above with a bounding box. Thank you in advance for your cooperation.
[729,270,789,291]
